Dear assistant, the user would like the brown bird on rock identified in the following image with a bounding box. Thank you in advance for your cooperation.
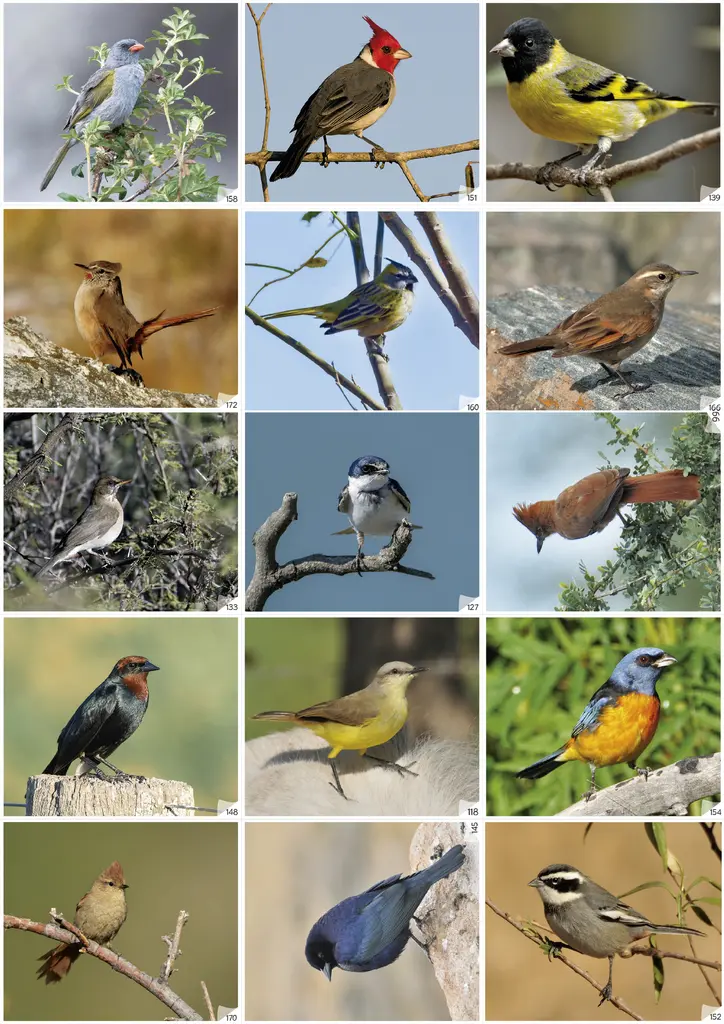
[37,861,128,983]
[74,260,219,375]
[498,263,698,393]
[514,467,700,552]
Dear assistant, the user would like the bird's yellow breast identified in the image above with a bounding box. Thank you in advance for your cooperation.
[307,691,409,755]
[507,72,649,145]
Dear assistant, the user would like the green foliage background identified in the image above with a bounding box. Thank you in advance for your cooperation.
[4,617,238,812]
[486,617,720,815]
[4,821,237,1020]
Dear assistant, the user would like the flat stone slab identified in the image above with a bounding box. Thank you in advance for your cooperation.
[487,286,721,410]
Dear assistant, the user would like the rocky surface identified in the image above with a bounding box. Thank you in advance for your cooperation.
[4,316,217,408]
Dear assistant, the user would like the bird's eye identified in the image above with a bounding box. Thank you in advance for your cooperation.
[658,273,666,280]
[524,37,534,48]
[637,655,651,665]
[382,46,391,53]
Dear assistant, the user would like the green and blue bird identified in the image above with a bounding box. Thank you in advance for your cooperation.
[40,38,146,192]
[263,259,418,338]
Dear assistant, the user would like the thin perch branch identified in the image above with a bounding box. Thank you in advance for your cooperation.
[159,909,189,983]
[486,128,719,195]
[245,492,434,611]
[5,914,202,1020]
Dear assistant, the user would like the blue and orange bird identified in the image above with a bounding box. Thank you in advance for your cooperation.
[516,647,677,795]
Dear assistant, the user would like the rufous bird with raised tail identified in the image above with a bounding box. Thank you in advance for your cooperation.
[514,467,700,552]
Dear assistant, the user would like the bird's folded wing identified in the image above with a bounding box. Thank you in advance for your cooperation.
[56,688,120,762]
[298,61,393,136]
[295,692,381,727]
[337,486,351,514]
[553,310,650,357]
[389,478,411,514]
[571,688,618,737]
[67,67,116,127]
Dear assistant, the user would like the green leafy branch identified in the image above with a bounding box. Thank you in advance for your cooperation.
[56,8,226,203]
[557,412,720,612]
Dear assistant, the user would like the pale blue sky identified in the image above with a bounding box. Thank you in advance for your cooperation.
[486,413,704,611]
[244,3,480,201]
[245,211,480,410]
[246,412,479,611]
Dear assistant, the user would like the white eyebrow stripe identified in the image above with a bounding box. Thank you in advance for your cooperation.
[540,871,585,882]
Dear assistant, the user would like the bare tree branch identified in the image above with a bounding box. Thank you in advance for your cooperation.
[244,307,383,410]
[486,129,720,196]
[159,909,189,983]
[415,212,479,347]
[555,754,721,817]
[5,914,202,1020]
[4,414,78,501]
[246,141,480,202]
[245,492,434,611]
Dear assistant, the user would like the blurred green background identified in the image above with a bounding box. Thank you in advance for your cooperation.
[5,821,238,1020]
[4,209,238,398]
[5,618,238,813]
[486,3,720,202]
[246,618,479,742]
[486,617,720,814]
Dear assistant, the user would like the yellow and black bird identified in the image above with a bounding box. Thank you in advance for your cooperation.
[490,18,718,172]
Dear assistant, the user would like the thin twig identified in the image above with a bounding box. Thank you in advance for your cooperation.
[247,140,479,202]
[5,914,202,1020]
[159,909,189,983]
[200,980,215,1021]
[485,899,642,1020]
[244,308,383,410]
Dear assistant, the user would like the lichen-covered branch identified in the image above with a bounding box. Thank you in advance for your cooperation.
[556,753,721,817]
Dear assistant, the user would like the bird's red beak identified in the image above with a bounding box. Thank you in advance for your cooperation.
[129,43,145,53]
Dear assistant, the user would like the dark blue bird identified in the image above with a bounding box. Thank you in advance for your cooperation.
[305,844,465,980]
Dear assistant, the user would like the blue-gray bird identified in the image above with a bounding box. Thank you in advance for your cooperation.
[305,844,465,979]
[40,39,145,192]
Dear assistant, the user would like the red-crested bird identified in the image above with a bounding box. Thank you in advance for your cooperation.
[270,16,411,181]
[513,467,700,552]
[42,656,159,776]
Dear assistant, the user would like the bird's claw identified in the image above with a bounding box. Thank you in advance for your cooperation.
[370,147,387,168]
[107,366,145,387]
[598,983,613,1006]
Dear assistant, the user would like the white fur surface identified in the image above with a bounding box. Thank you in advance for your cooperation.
[245,728,479,816]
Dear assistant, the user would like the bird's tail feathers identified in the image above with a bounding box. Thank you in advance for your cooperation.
[39,138,76,192]
[252,711,298,722]
[270,134,316,182]
[516,746,568,780]
[499,337,555,356]
[414,844,465,886]
[648,922,706,937]
[139,307,219,338]
[263,306,321,320]
[622,469,700,504]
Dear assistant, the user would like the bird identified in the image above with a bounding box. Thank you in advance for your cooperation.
[74,260,219,378]
[252,661,426,799]
[306,844,465,979]
[263,260,417,341]
[513,467,700,553]
[42,656,160,776]
[489,18,719,178]
[37,861,129,983]
[270,16,411,181]
[516,647,677,796]
[34,475,131,579]
[335,455,421,572]
[498,263,698,393]
[40,39,146,192]
[528,863,705,1005]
